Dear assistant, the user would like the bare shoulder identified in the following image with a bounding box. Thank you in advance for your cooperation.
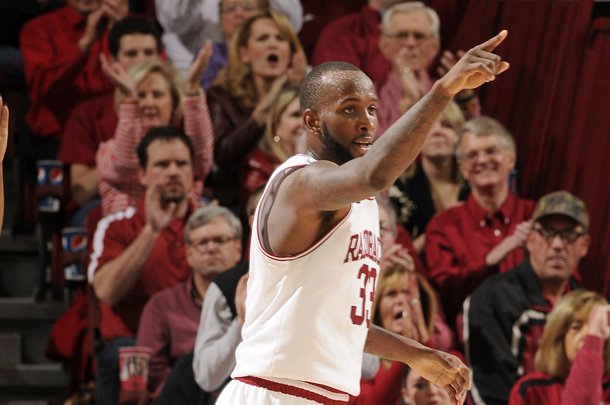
[261,160,350,256]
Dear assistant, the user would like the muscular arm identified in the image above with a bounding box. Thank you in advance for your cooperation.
[365,325,471,403]
[294,85,453,212]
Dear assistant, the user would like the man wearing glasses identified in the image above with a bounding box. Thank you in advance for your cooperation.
[424,116,535,329]
[136,205,243,399]
[464,190,590,405]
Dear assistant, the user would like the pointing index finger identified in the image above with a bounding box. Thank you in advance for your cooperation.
[477,30,508,52]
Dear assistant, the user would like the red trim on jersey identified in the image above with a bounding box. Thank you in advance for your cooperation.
[235,376,349,404]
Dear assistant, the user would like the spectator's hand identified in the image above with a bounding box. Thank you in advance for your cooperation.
[251,74,288,125]
[100,54,138,101]
[437,50,463,77]
[101,0,129,27]
[78,7,107,52]
[437,49,475,103]
[381,243,415,274]
[287,52,307,87]
[511,220,533,245]
[485,220,532,266]
[0,98,8,164]
[411,350,471,405]
[235,273,249,325]
[436,30,509,97]
[587,304,610,339]
[185,41,213,96]
[406,273,430,344]
[145,184,177,232]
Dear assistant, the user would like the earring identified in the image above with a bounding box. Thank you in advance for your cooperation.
[273,135,281,143]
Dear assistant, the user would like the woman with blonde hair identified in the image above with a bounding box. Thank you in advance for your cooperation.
[239,86,303,211]
[389,100,466,253]
[510,290,610,404]
[206,10,306,207]
[97,47,215,215]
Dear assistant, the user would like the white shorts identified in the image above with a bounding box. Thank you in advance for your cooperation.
[215,376,350,405]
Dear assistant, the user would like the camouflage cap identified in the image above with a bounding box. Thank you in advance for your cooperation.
[532,191,589,230]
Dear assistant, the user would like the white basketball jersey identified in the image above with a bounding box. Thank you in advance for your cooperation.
[232,154,381,396]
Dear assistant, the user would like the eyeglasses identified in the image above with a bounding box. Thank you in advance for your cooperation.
[458,146,505,163]
[189,235,238,252]
[533,225,584,245]
[383,30,433,43]
[220,1,258,14]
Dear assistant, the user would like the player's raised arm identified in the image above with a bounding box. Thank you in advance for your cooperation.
[286,30,509,214]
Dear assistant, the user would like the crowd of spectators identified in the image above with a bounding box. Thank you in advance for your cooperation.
[2,1,607,404]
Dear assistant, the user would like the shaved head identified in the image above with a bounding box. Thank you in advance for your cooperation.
[299,61,363,113]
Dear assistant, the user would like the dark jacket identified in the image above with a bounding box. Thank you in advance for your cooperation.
[464,260,579,405]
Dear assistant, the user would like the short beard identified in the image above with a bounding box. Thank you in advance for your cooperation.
[321,123,354,165]
[160,186,186,205]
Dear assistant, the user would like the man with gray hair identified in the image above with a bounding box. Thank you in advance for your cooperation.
[376,2,478,134]
[424,116,535,330]
[136,205,243,399]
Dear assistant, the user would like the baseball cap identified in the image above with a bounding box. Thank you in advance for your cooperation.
[532,191,589,230]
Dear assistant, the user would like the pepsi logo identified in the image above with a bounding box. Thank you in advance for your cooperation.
[62,233,88,252]
[49,167,64,185]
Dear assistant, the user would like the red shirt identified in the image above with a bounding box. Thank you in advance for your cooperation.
[240,147,281,211]
[57,93,117,166]
[20,5,113,138]
[350,361,402,405]
[88,201,193,341]
[299,0,366,59]
[137,279,201,397]
[510,336,610,405]
[424,193,535,324]
[312,5,391,86]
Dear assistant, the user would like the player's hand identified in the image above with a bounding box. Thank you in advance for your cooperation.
[185,41,213,96]
[414,350,472,405]
[436,30,509,97]
[0,97,9,164]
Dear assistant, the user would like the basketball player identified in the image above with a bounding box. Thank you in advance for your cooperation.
[215,31,511,405]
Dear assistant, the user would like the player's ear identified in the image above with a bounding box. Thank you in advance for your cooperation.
[303,109,320,134]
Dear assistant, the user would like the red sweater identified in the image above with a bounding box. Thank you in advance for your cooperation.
[312,5,390,87]
[424,193,535,325]
[96,95,213,215]
[20,5,113,138]
[510,335,610,405]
